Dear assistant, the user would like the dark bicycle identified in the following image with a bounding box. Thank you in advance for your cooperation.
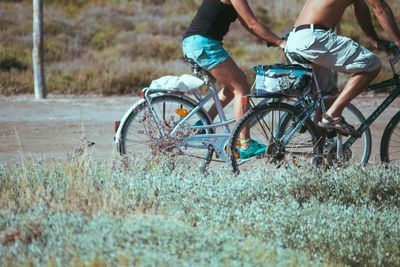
[229,42,400,173]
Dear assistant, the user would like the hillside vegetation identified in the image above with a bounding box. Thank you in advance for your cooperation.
[0,0,399,95]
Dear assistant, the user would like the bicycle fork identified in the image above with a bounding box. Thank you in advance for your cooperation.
[336,134,344,159]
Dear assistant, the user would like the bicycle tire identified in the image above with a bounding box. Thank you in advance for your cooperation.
[119,94,213,169]
[253,100,371,165]
[380,110,400,163]
[229,102,321,173]
[280,102,372,165]
[340,103,372,164]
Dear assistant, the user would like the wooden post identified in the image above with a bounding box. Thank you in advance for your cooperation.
[33,0,46,99]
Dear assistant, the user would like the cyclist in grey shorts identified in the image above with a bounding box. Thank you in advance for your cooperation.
[182,0,285,159]
[285,0,400,137]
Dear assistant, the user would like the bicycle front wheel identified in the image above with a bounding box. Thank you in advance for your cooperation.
[381,111,400,163]
[229,102,321,173]
[119,94,213,169]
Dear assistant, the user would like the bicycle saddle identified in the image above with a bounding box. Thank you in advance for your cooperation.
[184,55,202,72]
[183,56,215,80]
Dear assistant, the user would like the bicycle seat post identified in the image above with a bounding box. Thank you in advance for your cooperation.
[184,56,231,132]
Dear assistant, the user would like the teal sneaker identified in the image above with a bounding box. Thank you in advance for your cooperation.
[194,120,206,134]
[237,140,267,159]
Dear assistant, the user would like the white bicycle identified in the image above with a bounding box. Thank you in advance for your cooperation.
[114,57,237,170]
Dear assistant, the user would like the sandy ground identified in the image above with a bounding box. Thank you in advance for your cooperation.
[0,95,137,164]
[1,94,399,164]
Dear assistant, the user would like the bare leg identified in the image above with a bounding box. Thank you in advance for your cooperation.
[325,69,380,118]
[315,91,337,132]
[207,87,234,121]
[208,58,251,146]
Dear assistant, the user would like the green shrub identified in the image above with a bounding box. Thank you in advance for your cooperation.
[0,57,28,72]
[44,36,67,62]
[0,45,33,95]
[0,45,31,72]
[0,18,14,31]
[254,5,272,26]
[0,210,328,266]
[90,29,117,50]
[0,70,32,95]
[1,160,400,266]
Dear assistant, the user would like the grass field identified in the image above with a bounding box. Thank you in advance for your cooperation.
[1,155,400,266]
[1,0,399,95]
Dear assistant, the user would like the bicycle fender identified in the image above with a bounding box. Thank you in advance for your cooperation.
[114,97,148,146]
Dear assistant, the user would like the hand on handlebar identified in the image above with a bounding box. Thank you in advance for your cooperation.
[374,39,399,55]
[387,40,399,50]
[386,41,400,57]
[279,39,286,49]
[266,38,286,50]
[374,39,391,50]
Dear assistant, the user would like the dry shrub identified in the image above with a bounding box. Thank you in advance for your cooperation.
[45,54,187,95]
[118,33,182,62]
[1,0,399,95]
[0,70,32,95]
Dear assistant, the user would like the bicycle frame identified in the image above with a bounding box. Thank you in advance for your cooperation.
[140,73,236,162]
[345,75,400,147]
[344,50,400,148]
[278,96,320,147]
[245,94,320,156]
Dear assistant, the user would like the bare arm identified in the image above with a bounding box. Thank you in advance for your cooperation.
[353,0,381,46]
[230,0,284,48]
[366,0,400,47]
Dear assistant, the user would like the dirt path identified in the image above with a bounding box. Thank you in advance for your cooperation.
[1,94,399,164]
[0,95,137,163]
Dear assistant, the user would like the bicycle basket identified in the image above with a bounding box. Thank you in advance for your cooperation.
[253,64,312,96]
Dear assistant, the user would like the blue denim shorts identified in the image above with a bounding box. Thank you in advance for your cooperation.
[182,35,230,70]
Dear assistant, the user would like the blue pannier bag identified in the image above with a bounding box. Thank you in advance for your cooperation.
[253,64,312,96]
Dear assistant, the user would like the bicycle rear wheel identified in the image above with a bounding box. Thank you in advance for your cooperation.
[119,94,213,169]
[229,102,321,173]
[381,111,400,163]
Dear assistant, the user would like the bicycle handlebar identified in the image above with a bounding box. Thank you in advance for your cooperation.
[387,41,397,49]
[387,41,400,69]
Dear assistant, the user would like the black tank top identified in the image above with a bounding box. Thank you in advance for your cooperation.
[184,0,238,42]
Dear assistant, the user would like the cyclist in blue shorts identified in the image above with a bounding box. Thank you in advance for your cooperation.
[182,0,285,158]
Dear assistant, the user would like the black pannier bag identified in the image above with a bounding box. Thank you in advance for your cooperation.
[253,64,313,96]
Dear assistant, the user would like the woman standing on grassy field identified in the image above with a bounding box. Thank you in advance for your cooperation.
[182,0,285,158]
